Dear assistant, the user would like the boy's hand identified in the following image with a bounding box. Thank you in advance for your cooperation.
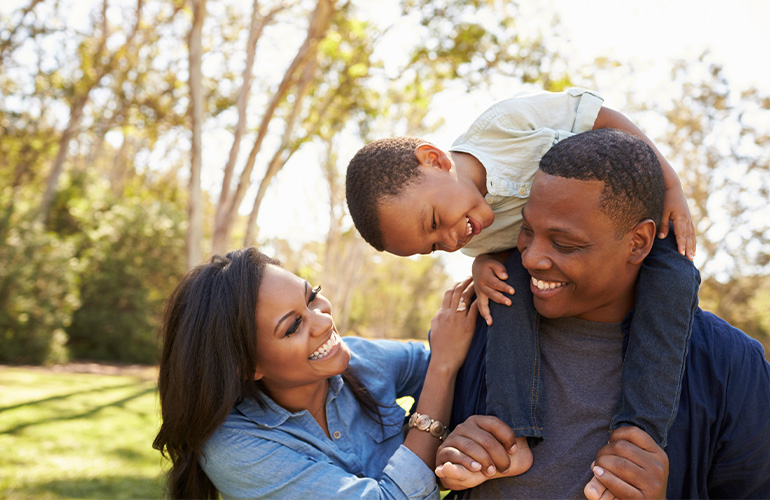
[435,461,492,490]
[660,180,696,261]
[472,254,515,326]
[583,426,669,500]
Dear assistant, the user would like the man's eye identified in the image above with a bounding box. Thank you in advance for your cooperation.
[432,212,437,230]
[553,242,578,253]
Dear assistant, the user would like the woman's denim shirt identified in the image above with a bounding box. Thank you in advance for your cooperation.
[200,337,439,499]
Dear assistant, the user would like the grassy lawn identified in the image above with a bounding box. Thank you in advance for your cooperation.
[0,366,164,499]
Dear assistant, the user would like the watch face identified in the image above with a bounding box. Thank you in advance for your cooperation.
[416,414,432,431]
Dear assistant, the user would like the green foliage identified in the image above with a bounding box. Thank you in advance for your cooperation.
[0,367,163,499]
[0,222,79,365]
[348,254,451,340]
[66,181,186,364]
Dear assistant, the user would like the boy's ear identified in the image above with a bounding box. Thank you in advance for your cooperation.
[414,143,452,172]
[627,219,656,265]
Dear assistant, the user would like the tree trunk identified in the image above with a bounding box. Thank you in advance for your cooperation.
[186,0,206,269]
[39,95,87,224]
[211,0,335,255]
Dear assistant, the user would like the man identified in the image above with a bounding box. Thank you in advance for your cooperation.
[435,129,770,499]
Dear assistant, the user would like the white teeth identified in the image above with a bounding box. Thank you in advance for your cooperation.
[532,277,566,291]
[309,332,340,360]
[466,217,472,236]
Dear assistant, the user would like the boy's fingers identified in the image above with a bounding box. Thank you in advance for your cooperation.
[490,260,508,280]
[590,464,642,500]
[478,296,493,326]
[487,289,512,307]
[657,211,670,239]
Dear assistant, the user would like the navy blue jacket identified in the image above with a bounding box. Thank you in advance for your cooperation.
[451,309,770,498]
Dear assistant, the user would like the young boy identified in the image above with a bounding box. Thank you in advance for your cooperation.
[345,88,700,482]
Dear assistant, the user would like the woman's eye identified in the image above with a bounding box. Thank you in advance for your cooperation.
[308,285,321,304]
[432,212,437,230]
[285,317,301,337]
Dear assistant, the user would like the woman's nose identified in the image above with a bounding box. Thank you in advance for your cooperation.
[309,308,333,336]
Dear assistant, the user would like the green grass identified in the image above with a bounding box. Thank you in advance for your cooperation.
[0,366,164,499]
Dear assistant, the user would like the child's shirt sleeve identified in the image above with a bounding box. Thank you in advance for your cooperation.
[451,87,604,257]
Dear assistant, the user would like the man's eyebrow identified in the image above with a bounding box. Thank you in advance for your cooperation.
[521,205,573,235]
[273,281,309,336]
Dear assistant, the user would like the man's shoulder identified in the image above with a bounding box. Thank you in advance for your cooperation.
[689,308,767,370]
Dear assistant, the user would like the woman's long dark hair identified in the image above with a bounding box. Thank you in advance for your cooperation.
[153,248,381,499]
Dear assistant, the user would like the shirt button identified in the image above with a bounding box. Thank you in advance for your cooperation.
[333,431,342,439]
[518,187,527,196]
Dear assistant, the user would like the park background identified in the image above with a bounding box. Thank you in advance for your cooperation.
[1,0,769,497]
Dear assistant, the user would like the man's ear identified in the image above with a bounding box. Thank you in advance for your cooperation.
[628,219,656,265]
[414,143,452,172]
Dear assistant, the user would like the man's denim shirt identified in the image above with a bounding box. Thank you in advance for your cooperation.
[451,309,770,498]
[201,337,440,500]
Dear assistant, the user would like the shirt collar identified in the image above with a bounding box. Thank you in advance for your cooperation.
[235,374,344,429]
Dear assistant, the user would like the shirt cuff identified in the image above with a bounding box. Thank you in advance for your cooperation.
[381,445,441,500]
[568,87,604,132]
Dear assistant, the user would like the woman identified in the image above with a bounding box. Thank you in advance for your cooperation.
[153,247,478,499]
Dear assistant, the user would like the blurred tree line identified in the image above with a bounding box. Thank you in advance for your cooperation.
[0,0,767,365]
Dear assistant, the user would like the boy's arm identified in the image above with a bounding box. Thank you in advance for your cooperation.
[593,107,695,260]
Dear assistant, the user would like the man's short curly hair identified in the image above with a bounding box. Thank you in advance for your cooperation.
[539,129,665,239]
[345,137,427,251]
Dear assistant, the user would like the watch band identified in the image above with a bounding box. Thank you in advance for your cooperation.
[408,412,448,441]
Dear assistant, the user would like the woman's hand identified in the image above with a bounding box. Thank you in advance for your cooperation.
[428,277,479,372]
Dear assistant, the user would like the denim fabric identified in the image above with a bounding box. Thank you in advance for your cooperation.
[483,229,699,447]
[484,249,544,439]
[200,337,440,500]
[613,228,701,447]
[451,305,770,498]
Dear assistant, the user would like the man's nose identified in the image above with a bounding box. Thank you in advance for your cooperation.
[521,239,551,270]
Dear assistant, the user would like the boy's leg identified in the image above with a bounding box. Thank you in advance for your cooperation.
[485,249,544,440]
[612,226,701,447]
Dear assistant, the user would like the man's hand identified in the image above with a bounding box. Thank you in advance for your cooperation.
[435,415,532,490]
[660,183,696,261]
[471,254,515,326]
[584,426,669,500]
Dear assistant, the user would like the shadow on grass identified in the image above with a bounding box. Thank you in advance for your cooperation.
[1,384,157,435]
[0,382,144,413]
[24,473,164,499]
